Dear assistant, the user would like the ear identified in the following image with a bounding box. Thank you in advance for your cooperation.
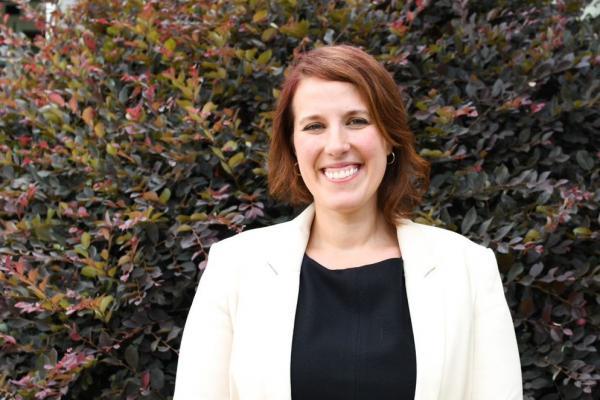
[385,141,393,155]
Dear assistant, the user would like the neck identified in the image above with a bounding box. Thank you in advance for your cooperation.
[308,202,396,252]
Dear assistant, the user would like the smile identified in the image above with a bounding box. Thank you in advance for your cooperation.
[322,165,361,182]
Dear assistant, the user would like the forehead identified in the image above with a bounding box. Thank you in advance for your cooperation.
[291,77,368,120]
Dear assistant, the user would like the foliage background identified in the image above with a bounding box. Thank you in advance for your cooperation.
[0,0,598,399]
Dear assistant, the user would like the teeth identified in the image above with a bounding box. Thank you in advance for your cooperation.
[324,166,359,180]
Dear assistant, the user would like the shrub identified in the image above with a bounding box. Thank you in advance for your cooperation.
[0,0,598,399]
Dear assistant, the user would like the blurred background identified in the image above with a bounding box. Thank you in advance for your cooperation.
[0,0,598,399]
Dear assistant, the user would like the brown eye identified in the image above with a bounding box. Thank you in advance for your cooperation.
[303,123,323,131]
[348,118,368,126]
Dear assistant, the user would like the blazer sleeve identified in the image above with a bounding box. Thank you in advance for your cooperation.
[174,241,234,400]
[470,245,523,399]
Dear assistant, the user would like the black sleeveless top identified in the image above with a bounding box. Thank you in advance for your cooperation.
[290,254,416,400]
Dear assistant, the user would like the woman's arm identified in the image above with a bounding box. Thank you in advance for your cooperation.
[174,242,234,400]
[470,246,523,399]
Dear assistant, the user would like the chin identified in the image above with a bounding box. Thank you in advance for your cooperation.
[316,196,373,215]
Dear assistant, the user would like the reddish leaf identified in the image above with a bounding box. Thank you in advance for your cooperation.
[69,96,79,113]
[141,370,151,390]
[389,20,408,36]
[69,322,81,342]
[17,135,32,147]
[83,32,96,52]
[0,333,17,346]
[126,103,143,121]
[14,301,43,313]
[530,102,546,113]
[455,104,479,117]
[49,92,66,107]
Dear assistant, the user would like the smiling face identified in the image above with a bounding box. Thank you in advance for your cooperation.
[292,77,391,215]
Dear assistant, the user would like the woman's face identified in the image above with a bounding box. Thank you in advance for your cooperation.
[292,77,391,216]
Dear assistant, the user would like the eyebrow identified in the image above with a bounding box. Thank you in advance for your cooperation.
[297,109,370,126]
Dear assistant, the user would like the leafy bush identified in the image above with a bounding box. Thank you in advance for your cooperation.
[0,0,597,399]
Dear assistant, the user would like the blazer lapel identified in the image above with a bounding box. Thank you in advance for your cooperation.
[262,205,314,400]
[397,219,445,400]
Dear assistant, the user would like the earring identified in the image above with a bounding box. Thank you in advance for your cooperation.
[387,152,396,165]
[294,162,302,176]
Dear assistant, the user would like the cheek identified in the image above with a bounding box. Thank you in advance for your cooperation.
[294,137,320,167]
[354,133,389,162]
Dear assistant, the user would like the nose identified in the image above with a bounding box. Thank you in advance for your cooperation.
[324,123,350,157]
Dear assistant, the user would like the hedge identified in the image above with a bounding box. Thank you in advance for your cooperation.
[0,0,598,399]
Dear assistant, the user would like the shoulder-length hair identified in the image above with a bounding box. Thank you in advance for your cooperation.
[268,44,430,224]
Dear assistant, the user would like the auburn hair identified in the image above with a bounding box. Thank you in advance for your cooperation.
[268,44,430,224]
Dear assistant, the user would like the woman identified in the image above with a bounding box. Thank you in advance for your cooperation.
[174,45,522,400]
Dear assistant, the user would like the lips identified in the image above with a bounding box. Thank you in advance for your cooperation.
[322,164,361,181]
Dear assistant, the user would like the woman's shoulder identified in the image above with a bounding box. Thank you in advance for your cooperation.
[405,220,498,277]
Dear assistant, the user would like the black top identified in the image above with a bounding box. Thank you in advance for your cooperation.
[290,254,417,400]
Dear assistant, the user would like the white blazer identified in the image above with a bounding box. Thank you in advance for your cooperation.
[174,204,522,400]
